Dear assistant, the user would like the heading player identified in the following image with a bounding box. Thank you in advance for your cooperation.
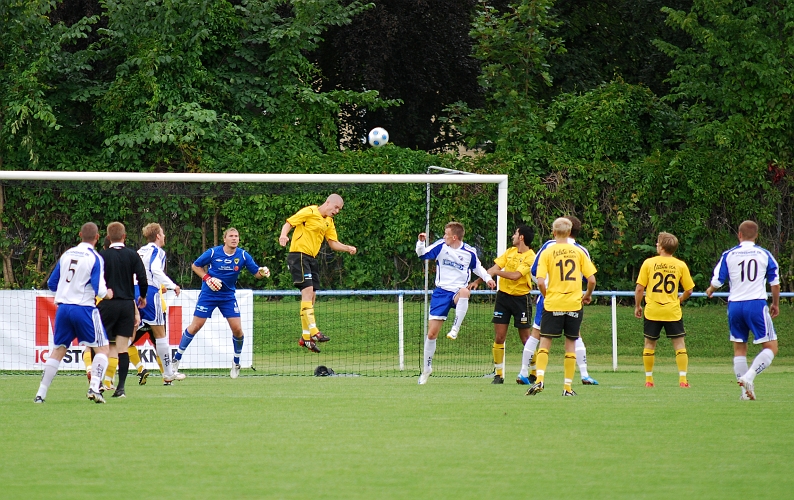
[634,232,695,388]
[279,194,356,353]
[173,228,270,378]
[416,221,495,385]
[706,220,779,400]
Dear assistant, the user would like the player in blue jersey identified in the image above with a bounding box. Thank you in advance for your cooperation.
[706,220,780,400]
[416,221,495,384]
[35,222,113,403]
[173,228,270,378]
[518,216,599,386]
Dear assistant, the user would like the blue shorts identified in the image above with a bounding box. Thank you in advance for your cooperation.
[53,304,108,348]
[532,295,545,329]
[727,300,777,344]
[194,291,240,319]
[429,288,459,320]
[137,285,166,325]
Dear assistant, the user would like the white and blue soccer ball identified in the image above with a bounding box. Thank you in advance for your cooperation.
[368,127,389,147]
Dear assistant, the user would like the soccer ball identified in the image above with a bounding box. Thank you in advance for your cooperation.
[368,127,389,147]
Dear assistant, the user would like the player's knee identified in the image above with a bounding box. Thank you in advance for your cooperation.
[457,287,471,298]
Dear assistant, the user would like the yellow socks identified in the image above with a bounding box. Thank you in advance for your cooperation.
[536,348,549,383]
[104,356,118,389]
[300,301,318,339]
[563,352,576,392]
[128,345,143,373]
[676,348,689,386]
[82,349,92,375]
[643,348,655,385]
[493,342,505,377]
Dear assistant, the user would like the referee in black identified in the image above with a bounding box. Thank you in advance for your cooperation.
[99,222,148,398]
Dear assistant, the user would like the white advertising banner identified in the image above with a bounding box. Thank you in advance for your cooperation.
[0,289,254,370]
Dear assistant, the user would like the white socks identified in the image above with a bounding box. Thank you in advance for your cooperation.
[575,337,589,378]
[520,336,540,376]
[156,337,173,377]
[733,356,748,381]
[90,353,108,393]
[745,349,775,382]
[36,357,61,399]
[423,338,436,373]
[451,298,469,331]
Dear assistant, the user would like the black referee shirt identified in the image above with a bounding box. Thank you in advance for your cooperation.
[100,243,148,300]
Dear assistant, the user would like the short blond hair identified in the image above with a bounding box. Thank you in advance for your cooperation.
[657,232,679,254]
[107,222,125,243]
[142,223,162,243]
[552,217,572,236]
[445,222,465,240]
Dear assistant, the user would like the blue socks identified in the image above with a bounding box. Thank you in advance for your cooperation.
[233,335,244,365]
[174,329,195,361]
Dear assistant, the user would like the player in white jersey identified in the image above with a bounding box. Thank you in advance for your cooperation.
[415,222,495,384]
[136,223,183,384]
[520,216,599,385]
[706,220,779,400]
[34,222,113,403]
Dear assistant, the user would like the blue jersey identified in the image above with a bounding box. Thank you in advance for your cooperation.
[194,246,260,295]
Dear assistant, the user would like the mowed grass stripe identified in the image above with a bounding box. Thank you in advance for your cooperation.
[1,367,792,500]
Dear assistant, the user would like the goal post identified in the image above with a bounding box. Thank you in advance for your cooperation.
[0,170,508,377]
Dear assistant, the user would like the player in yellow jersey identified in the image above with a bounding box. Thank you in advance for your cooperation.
[635,232,696,388]
[470,225,535,384]
[526,218,596,397]
[279,194,357,353]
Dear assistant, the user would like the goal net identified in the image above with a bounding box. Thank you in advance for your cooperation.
[0,172,509,378]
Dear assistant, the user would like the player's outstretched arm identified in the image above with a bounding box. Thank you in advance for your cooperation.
[327,239,356,255]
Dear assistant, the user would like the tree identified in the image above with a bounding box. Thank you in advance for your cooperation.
[314,0,483,151]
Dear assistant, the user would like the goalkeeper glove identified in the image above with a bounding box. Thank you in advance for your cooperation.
[202,274,223,292]
[259,266,270,278]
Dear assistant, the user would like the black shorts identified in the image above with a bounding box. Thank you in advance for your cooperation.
[287,252,321,291]
[98,300,136,342]
[644,318,686,340]
[492,291,532,328]
[540,308,584,339]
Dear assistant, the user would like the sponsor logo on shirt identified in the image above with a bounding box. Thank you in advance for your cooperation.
[441,258,465,271]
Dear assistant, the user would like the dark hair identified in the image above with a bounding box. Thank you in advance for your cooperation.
[516,225,535,247]
[565,215,582,238]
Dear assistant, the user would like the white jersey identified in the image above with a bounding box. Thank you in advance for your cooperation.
[137,242,178,289]
[710,241,779,302]
[416,238,492,292]
[47,242,108,306]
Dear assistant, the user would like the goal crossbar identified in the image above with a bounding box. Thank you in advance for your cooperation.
[0,171,510,255]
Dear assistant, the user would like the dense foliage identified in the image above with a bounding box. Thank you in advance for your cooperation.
[1,0,792,295]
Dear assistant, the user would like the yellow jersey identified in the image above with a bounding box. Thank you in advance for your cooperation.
[286,205,339,257]
[494,247,535,296]
[637,255,695,321]
[536,243,597,312]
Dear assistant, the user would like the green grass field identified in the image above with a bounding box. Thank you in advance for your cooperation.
[3,358,793,500]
